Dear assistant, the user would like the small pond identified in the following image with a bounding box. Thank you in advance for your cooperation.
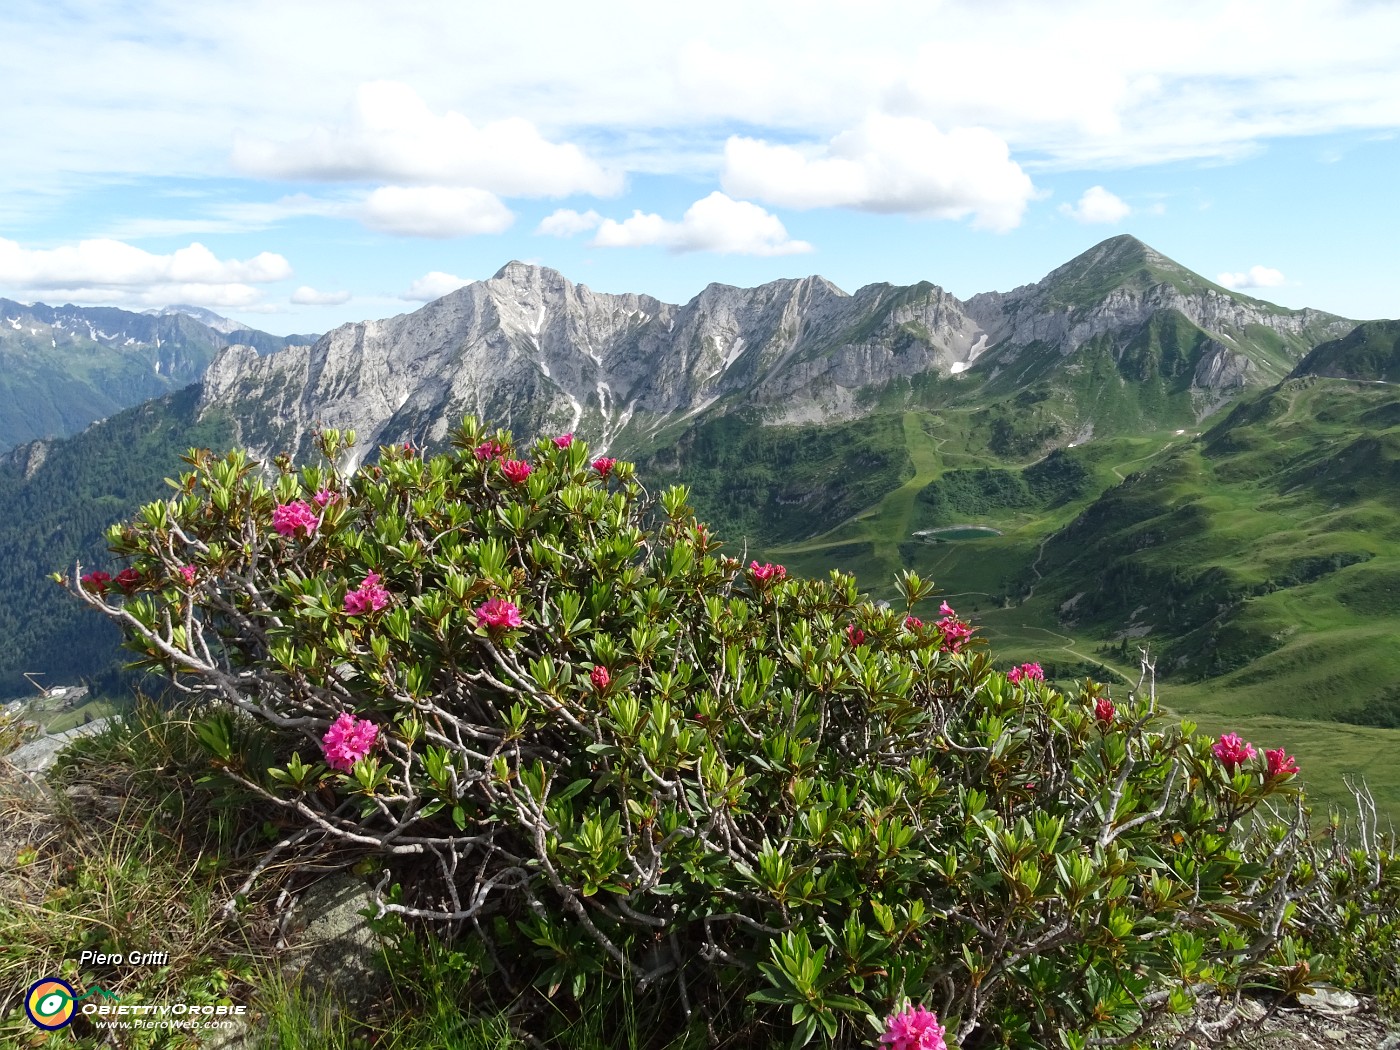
[911,525,1003,541]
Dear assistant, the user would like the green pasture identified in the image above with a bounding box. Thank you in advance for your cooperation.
[747,394,1400,822]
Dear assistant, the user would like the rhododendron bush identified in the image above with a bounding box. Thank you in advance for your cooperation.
[63,419,1399,1049]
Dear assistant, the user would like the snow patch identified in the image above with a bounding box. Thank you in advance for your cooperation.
[721,336,746,371]
[532,305,546,335]
[539,360,550,378]
[681,395,719,421]
[5,317,19,330]
[951,332,992,375]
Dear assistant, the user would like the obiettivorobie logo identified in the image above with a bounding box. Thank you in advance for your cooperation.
[24,977,120,1030]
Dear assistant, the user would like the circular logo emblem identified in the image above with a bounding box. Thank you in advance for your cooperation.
[25,977,77,1030]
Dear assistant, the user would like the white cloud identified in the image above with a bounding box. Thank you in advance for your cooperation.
[234,80,623,198]
[721,115,1035,231]
[358,186,514,238]
[0,236,292,308]
[536,208,603,237]
[1059,186,1132,224]
[0,238,290,289]
[1217,266,1288,290]
[401,271,474,302]
[5,2,1400,202]
[591,192,812,256]
[290,285,351,305]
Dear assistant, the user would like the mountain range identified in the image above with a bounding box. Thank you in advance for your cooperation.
[0,300,316,452]
[197,235,1350,466]
[2,234,1397,811]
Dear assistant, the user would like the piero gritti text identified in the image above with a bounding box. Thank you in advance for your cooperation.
[79,950,170,966]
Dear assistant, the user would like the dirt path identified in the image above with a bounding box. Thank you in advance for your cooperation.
[1110,438,1183,481]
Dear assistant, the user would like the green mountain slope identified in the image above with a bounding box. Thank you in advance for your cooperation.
[1028,377,1400,721]
[0,385,235,697]
[943,237,1353,449]
[0,299,314,452]
[1292,319,1400,382]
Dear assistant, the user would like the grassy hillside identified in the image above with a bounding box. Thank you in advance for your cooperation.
[659,379,1400,817]
[1292,318,1400,382]
[0,385,235,697]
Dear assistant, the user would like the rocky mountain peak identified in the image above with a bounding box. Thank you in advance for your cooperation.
[194,242,1361,464]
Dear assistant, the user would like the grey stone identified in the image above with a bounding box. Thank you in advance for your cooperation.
[279,874,385,1007]
[1297,984,1362,1016]
[2,717,115,775]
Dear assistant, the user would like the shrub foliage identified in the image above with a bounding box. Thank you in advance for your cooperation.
[63,419,1398,1049]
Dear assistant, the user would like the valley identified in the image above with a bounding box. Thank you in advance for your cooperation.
[676,376,1400,817]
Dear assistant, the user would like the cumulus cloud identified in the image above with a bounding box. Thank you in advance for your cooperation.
[357,186,514,238]
[6,3,1400,210]
[1059,186,1132,224]
[536,208,603,237]
[1217,266,1287,290]
[234,81,623,198]
[401,271,475,302]
[721,115,1035,231]
[0,236,291,308]
[591,192,812,256]
[290,285,351,305]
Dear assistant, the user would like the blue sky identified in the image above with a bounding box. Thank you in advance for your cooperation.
[1,0,1398,335]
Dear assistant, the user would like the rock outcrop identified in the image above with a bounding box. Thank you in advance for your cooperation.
[196,238,1357,461]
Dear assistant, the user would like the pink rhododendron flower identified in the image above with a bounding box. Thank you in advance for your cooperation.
[81,570,112,592]
[343,573,390,616]
[474,438,505,461]
[1213,732,1257,774]
[501,459,532,485]
[933,600,975,652]
[272,500,319,538]
[553,433,574,448]
[749,561,785,584]
[905,615,923,630]
[936,611,974,653]
[312,488,337,508]
[1095,697,1116,723]
[592,456,617,478]
[846,624,866,646]
[321,712,379,773]
[880,1005,947,1050]
[115,568,143,593]
[178,565,197,586]
[475,598,523,630]
[1265,747,1299,777]
[590,665,611,690]
[1007,662,1044,685]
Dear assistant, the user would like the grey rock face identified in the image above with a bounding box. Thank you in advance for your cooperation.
[198,266,995,457]
[196,243,1356,461]
[2,717,115,776]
